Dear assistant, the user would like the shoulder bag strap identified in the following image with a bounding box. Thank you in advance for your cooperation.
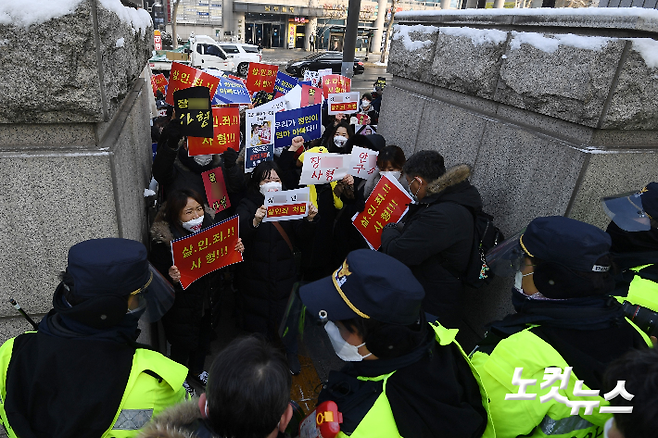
[272,222,294,254]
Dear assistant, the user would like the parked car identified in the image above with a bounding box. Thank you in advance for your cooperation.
[286,52,364,77]
[149,35,236,74]
[219,43,262,76]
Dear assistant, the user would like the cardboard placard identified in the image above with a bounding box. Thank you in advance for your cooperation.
[274,72,298,98]
[187,107,240,155]
[327,92,360,115]
[151,73,168,96]
[322,74,351,98]
[171,215,242,289]
[202,166,231,213]
[299,152,351,185]
[300,84,323,108]
[303,70,321,88]
[165,62,220,106]
[246,62,278,94]
[263,187,310,222]
[351,176,412,250]
[174,87,213,138]
[245,143,274,173]
[274,104,322,149]
[212,76,251,105]
[349,146,379,179]
[246,108,275,147]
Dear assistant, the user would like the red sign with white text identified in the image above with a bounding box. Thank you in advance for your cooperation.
[202,167,231,213]
[188,107,240,155]
[246,63,278,94]
[165,62,220,106]
[322,74,351,98]
[154,30,162,50]
[266,203,307,219]
[352,176,412,250]
[151,73,168,97]
[171,215,242,289]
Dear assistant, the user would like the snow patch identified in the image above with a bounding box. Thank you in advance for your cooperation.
[99,0,152,35]
[510,31,611,53]
[393,24,439,51]
[116,37,125,48]
[440,27,507,46]
[396,6,658,20]
[144,189,157,197]
[631,39,658,69]
[374,61,388,67]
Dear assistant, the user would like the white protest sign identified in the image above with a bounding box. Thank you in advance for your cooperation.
[303,70,321,88]
[327,92,360,115]
[258,84,303,113]
[263,187,310,222]
[299,152,351,185]
[246,108,275,147]
[318,68,333,78]
[349,146,379,179]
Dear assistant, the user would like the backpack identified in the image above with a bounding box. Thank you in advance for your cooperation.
[462,210,504,289]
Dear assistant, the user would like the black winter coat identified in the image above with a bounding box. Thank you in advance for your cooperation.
[381,165,483,326]
[236,191,315,335]
[149,208,217,349]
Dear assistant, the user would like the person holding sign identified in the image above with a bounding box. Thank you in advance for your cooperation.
[236,162,317,374]
[363,145,408,198]
[150,188,244,395]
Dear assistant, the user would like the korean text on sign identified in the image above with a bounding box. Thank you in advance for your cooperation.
[349,146,379,179]
[322,74,351,99]
[165,62,220,106]
[212,77,252,105]
[274,104,322,149]
[263,187,311,222]
[274,71,298,98]
[174,87,213,138]
[151,73,168,96]
[303,70,321,88]
[245,143,274,173]
[327,92,360,115]
[246,108,276,148]
[246,62,279,94]
[505,367,635,415]
[352,175,412,250]
[188,106,240,155]
[171,215,243,289]
[201,166,231,213]
[299,152,351,186]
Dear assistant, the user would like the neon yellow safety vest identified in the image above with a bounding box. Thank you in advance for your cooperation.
[0,335,188,438]
[470,323,651,438]
[621,264,658,312]
[337,323,495,438]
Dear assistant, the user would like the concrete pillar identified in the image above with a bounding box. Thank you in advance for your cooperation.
[235,12,246,42]
[464,0,479,7]
[494,0,506,7]
[305,18,317,51]
[441,0,451,8]
[531,0,543,6]
[371,0,387,53]
[222,0,234,41]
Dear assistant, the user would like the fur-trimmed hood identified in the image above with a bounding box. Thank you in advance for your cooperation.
[425,164,471,196]
[150,204,216,245]
[137,400,208,438]
[422,164,482,211]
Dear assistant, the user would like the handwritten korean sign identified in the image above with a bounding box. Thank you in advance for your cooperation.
[299,152,351,185]
[246,62,278,94]
[274,104,322,149]
[151,73,168,96]
[202,166,231,213]
[165,62,220,106]
[174,87,213,138]
[171,215,242,289]
[188,107,240,155]
[322,74,351,98]
[328,92,360,115]
[274,72,298,98]
[352,175,412,250]
[263,187,310,222]
[212,77,251,105]
[349,146,379,179]
[245,143,274,173]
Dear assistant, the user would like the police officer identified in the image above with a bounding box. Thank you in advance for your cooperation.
[294,249,494,438]
[602,182,658,338]
[472,216,651,438]
[0,238,188,438]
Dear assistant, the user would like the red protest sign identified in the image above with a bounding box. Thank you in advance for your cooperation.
[246,62,278,94]
[165,62,220,106]
[202,167,231,213]
[301,84,323,107]
[352,176,412,250]
[227,74,246,85]
[266,203,307,219]
[171,215,242,289]
[151,73,168,97]
[188,107,240,155]
[322,74,351,98]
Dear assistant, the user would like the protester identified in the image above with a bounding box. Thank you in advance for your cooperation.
[380,150,483,333]
[324,121,352,153]
[358,92,379,125]
[363,144,407,198]
[150,188,244,395]
[295,250,493,438]
[471,216,652,438]
[138,336,293,438]
[236,161,317,373]
[0,238,188,437]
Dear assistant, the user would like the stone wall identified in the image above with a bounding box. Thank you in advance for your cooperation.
[0,1,154,343]
[378,8,658,346]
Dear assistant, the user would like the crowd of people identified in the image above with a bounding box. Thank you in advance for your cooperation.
[0,78,657,438]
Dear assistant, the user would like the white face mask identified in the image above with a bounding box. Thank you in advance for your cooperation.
[260,181,282,196]
[514,270,547,300]
[181,215,204,233]
[381,170,401,181]
[324,321,372,362]
[193,154,212,166]
[361,99,371,109]
[334,135,348,148]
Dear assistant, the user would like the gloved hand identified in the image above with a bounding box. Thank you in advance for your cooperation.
[166,118,183,150]
[222,147,238,169]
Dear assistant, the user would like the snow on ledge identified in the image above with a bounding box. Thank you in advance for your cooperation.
[632,39,658,69]
[440,27,507,46]
[510,31,612,53]
[395,6,658,20]
[393,24,439,51]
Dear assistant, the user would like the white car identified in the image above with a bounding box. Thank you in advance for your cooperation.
[219,43,262,76]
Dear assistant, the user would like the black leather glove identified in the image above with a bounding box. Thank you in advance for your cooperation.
[222,147,238,169]
[166,118,183,150]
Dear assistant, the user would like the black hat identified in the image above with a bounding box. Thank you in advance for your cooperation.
[344,133,385,153]
[299,250,425,325]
